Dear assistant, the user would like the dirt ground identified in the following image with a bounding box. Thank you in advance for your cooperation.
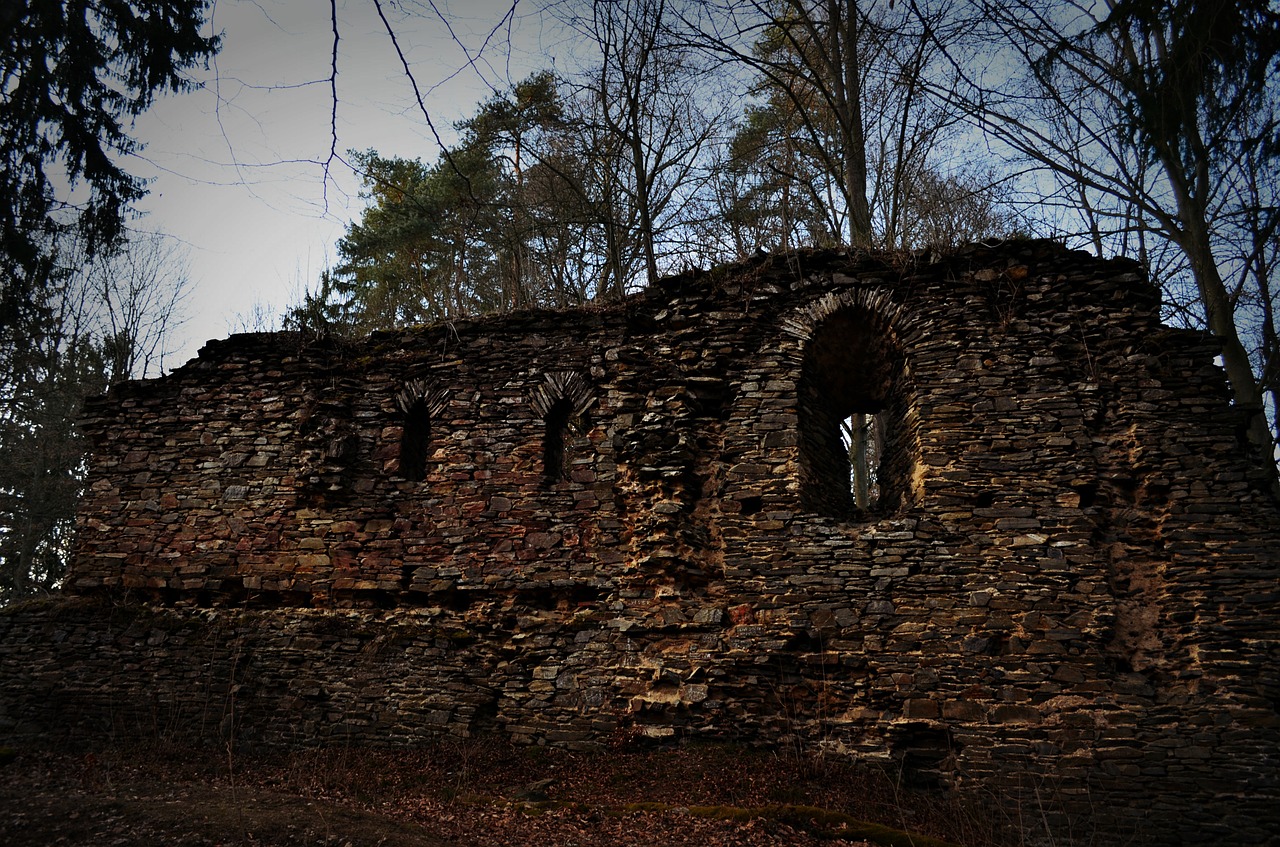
[0,739,1011,846]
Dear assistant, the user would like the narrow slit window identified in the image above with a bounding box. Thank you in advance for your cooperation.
[400,399,430,482]
[543,397,573,485]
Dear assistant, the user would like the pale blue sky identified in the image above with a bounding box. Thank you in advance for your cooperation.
[127,0,555,367]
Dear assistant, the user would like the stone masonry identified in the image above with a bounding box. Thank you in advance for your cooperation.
[1,240,1278,844]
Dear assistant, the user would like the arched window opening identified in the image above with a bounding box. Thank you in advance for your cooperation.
[400,399,430,482]
[798,307,913,519]
[543,397,573,485]
[529,371,595,489]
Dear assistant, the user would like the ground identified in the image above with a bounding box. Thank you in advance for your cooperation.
[0,739,1016,846]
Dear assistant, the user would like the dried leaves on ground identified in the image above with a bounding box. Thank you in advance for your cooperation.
[0,739,1008,846]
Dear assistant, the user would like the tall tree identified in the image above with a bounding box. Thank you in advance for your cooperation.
[684,0,993,250]
[300,53,725,335]
[335,146,508,330]
[0,1,216,602]
[928,0,1280,478]
[712,100,842,255]
[0,330,104,603]
[458,72,607,308]
[563,0,724,289]
[682,0,876,246]
[300,75,599,337]
[0,0,218,328]
[0,233,191,604]
[0,251,102,603]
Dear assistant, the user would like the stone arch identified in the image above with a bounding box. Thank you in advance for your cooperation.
[528,372,595,485]
[783,288,918,519]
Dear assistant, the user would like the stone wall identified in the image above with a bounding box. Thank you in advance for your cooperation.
[2,240,1278,844]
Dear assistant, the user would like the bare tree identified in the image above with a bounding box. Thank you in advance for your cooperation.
[681,0,995,250]
[0,231,191,604]
[90,233,192,383]
[925,0,1280,479]
[679,0,873,246]
[556,0,726,290]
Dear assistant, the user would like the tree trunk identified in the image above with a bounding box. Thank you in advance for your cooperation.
[835,0,872,246]
[849,413,870,508]
[1179,221,1276,467]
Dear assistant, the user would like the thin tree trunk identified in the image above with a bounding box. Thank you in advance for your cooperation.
[1180,221,1274,462]
[837,0,872,246]
[849,413,870,508]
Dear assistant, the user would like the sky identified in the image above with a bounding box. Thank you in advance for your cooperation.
[126,0,559,370]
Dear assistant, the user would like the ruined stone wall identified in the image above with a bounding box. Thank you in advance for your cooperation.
[2,240,1278,844]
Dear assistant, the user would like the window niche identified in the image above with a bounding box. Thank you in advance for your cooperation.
[400,399,431,482]
[529,371,595,488]
[797,305,915,520]
[394,380,449,483]
[543,397,575,484]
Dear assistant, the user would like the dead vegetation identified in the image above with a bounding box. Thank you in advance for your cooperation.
[0,738,1019,846]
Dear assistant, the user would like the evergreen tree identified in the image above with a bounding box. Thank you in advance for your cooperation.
[0,1,216,602]
[1,0,219,331]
